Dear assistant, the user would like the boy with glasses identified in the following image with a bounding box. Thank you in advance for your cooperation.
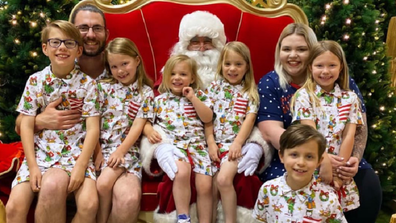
[6,20,100,223]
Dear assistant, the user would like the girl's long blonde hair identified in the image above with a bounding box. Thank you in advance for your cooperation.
[274,23,318,90]
[291,40,350,110]
[103,38,153,92]
[158,54,203,94]
[216,41,259,104]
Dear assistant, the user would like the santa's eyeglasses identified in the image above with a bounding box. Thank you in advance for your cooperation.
[188,36,214,51]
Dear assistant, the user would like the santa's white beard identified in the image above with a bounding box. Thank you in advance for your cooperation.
[173,49,220,89]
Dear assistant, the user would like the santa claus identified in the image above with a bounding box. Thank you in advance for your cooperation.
[141,10,273,223]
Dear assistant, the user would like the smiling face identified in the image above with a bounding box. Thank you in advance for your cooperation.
[42,28,82,77]
[107,53,140,85]
[169,60,194,96]
[73,10,107,57]
[279,34,310,85]
[311,51,342,92]
[221,50,248,85]
[279,139,323,190]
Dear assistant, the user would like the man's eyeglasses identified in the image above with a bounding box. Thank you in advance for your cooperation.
[47,38,78,49]
[76,25,105,34]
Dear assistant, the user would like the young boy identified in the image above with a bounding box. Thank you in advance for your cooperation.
[6,20,100,223]
[252,124,347,223]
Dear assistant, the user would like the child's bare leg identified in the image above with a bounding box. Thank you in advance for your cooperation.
[212,173,220,223]
[108,173,141,223]
[35,168,69,223]
[73,178,98,223]
[173,161,191,217]
[96,167,124,223]
[6,182,35,223]
[217,161,238,223]
[195,173,212,223]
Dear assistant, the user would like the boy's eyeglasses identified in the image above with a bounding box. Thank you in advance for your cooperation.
[47,38,78,49]
[76,25,105,34]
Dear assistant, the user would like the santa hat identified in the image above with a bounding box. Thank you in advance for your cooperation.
[178,11,226,51]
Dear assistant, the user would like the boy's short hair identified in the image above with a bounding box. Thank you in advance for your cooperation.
[41,20,83,46]
[279,124,326,160]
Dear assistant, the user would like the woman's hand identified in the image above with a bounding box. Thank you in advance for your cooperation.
[337,156,359,182]
[327,154,346,169]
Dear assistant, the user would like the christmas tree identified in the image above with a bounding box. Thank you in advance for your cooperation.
[0,0,395,202]
[0,0,78,142]
[288,0,396,201]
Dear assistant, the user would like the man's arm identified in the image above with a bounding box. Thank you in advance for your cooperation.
[15,97,82,134]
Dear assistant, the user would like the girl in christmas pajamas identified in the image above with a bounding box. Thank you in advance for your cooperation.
[95,38,154,223]
[146,54,213,223]
[205,41,259,223]
[291,40,361,211]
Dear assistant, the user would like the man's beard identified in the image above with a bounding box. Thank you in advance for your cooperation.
[83,39,106,57]
[182,49,220,75]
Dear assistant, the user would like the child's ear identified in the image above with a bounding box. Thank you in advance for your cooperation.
[308,64,312,73]
[278,150,284,164]
[42,43,49,56]
[136,56,141,66]
[76,46,83,57]
[190,74,195,85]
[317,155,324,168]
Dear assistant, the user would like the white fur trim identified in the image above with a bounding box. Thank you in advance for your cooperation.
[140,124,171,176]
[153,202,254,223]
[153,203,198,223]
[199,69,216,90]
[178,11,226,50]
[246,127,275,174]
[215,202,255,223]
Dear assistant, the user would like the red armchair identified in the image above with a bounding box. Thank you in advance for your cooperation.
[72,0,308,222]
[0,0,308,222]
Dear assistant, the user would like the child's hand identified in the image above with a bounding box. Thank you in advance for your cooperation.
[182,87,195,101]
[229,142,242,161]
[208,143,220,162]
[148,129,162,144]
[107,149,125,167]
[68,164,85,193]
[319,161,333,184]
[29,166,42,192]
[94,150,104,171]
[333,176,344,191]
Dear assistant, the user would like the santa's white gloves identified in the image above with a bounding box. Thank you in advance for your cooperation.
[237,143,263,176]
[154,144,185,180]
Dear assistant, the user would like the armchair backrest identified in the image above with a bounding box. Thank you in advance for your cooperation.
[72,0,308,83]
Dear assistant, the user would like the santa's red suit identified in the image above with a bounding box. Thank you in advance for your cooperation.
[141,11,274,223]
